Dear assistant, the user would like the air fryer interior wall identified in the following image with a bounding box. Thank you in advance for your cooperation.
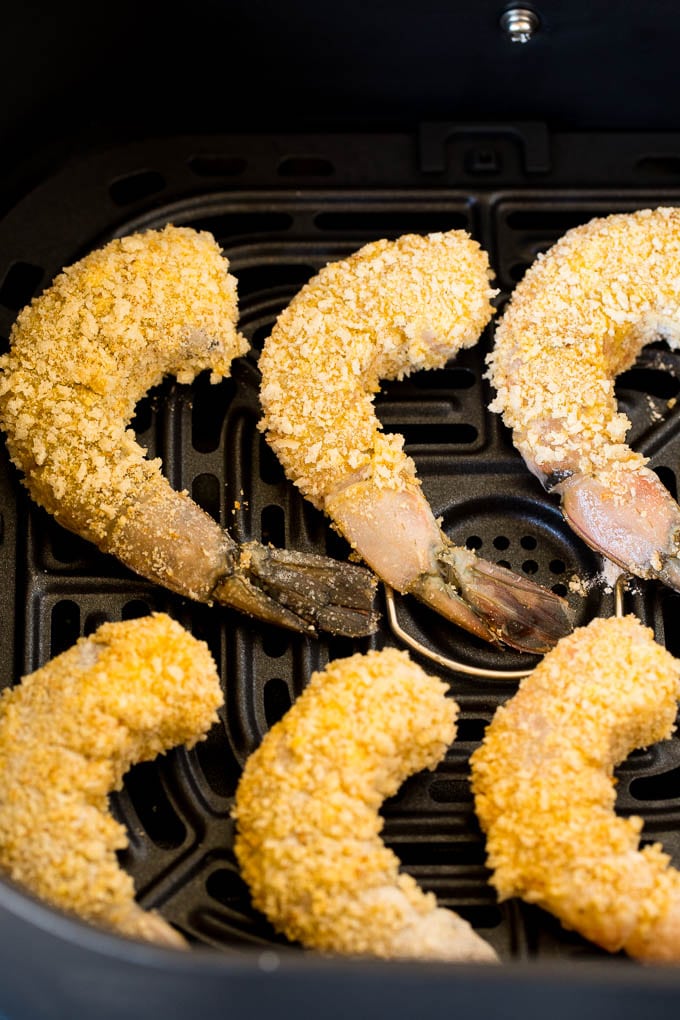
[3,2,680,1016]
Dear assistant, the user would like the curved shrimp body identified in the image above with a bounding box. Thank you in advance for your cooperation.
[0,612,223,946]
[233,646,498,963]
[470,615,680,963]
[487,206,680,589]
[259,231,572,653]
[0,226,378,637]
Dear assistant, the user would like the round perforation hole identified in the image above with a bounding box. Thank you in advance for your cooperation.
[446,497,599,600]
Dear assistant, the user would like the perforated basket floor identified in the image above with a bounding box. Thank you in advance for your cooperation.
[1,131,680,963]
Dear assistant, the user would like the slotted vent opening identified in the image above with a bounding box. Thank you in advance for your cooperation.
[630,765,680,802]
[122,761,187,850]
[617,366,680,400]
[191,376,237,453]
[51,600,81,656]
[429,779,474,804]
[663,593,680,656]
[236,264,316,298]
[195,723,240,800]
[263,676,292,727]
[656,465,678,500]
[192,212,294,239]
[122,599,152,620]
[192,473,221,521]
[258,435,286,485]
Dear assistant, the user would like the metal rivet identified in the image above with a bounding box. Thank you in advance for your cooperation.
[500,7,540,43]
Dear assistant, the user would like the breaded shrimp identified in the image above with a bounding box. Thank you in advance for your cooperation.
[470,614,680,964]
[258,231,572,654]
[233,646,498,963]
[487,206,680,591]
[0,225,378,637]
[0,612,223,946]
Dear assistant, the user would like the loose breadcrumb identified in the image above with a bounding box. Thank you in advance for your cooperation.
[0,612,223,946]
[259,231,497,509]
[470,614,680,963]
[487,207,680,494]
[233,647,497,963]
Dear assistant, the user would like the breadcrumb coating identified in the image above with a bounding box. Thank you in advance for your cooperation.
[259,231,496,509]
[233,647,497,963]
[0,612,223,946]
[487,207,680,495]
[470,615,680,963]
[0,225,248,547]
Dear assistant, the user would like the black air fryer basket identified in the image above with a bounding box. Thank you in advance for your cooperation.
[3,2,680,1016]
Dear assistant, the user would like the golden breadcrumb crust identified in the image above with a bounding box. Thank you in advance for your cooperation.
[259,231,496,509]
[0,225,248,544]
[487,207,680,494]
[0,612,223,945]
[233,647,497,963]
[470,614,680,962]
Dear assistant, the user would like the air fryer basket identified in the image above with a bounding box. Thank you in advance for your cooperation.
[3,122,680,1016]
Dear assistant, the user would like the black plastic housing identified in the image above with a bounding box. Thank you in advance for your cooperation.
[4,2,680,1015]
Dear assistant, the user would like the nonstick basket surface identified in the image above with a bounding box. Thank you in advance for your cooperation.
[2,130,680,1015]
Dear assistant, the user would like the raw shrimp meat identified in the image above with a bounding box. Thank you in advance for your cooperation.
[471,614,680,964]
[0,225,378,637]
[259,230,572,653]
[487,206,680,591]
[0,612,222,946]
[233,646,498,962]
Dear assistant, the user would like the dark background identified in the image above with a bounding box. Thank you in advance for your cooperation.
[2,1,678,162]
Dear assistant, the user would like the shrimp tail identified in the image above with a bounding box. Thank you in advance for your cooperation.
[411,541,573,654]
[556,468,680,590]
[213,541,380,637]
[111,486,379,637]
[444,545,573,653]
[326,480,571,653]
